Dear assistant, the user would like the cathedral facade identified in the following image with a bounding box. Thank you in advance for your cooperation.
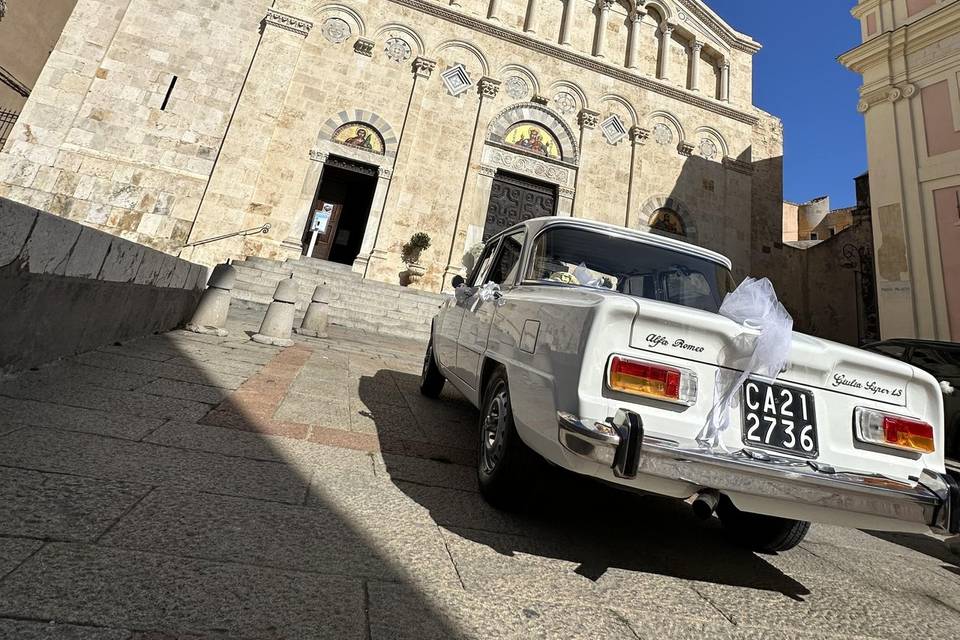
[0,0,785,291]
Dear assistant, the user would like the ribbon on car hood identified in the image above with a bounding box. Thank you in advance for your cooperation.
[696,277,794,451]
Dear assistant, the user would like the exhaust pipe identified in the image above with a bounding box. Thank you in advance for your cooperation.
[692,489,721,520]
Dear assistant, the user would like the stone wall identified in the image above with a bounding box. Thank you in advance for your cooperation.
[0,197,206,372]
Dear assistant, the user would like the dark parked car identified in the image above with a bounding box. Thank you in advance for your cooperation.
[863,340,959,473]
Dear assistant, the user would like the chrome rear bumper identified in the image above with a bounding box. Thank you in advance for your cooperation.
[558,410,960,535]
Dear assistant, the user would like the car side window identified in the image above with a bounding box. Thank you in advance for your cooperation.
[468,241,499,287]
[484,232,525,286]
[910,346,960,379]
[871,344,907,360]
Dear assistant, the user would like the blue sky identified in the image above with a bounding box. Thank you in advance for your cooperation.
[708,1,865,207]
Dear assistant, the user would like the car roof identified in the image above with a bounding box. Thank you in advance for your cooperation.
[488,217,734,270]
[864,339,960,350]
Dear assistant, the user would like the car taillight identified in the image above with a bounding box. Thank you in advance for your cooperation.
[854,408,935,454]
[607,356,697,406]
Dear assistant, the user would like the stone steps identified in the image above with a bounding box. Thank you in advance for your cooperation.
[229,256,447,342]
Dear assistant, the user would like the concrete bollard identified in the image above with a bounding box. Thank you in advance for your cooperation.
[185,262,237,337]
[252,276,298,347]
[947,535,960,559]
[295,284,330,338]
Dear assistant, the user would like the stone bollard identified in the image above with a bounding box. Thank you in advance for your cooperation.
[295,284,330,338]
[252,276,298,347]
[185,262,237,337]
[947,535,960,559]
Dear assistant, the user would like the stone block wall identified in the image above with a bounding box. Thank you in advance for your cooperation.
[0,197,206,372]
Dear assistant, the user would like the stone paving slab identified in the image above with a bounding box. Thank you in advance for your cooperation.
[0,428,307,504]
[0,397,166,441]
[0,536,43,579]
[0,467,150,542]
[0,619,132,640]
[77,349,253,388]
[0,543,366,639]
[134,378,231,405]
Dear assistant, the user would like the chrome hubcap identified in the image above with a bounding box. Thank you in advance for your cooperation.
[480,383,508,474]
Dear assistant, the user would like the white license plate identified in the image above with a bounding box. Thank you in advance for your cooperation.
[741,379,819,458]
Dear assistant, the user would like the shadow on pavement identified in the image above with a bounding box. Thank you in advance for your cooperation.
[363,369,812,601]
[865,530,960,568]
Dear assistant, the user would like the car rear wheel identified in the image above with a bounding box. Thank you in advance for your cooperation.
[477,367,535,510]
[717,496,810,553]
[419,337,445,398]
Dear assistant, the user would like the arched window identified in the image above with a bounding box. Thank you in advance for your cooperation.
[649,208,686,237]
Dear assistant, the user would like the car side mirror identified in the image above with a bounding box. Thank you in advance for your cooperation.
[451,275,465,289]
[941,381,955,397]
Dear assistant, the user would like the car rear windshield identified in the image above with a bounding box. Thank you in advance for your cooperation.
[526,226,737,313]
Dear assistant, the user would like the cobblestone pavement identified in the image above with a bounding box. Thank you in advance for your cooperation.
[1,310,959,639]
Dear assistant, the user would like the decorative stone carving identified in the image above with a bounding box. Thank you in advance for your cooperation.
[478,77,501,99]
[901,83,917,98]
[321,17,351,43]
[531,94,549,106]
[857,100,870,114]
[384,36,412,63]
[699,138,718,160]
[652,123,673,145]
[678,141,695,156]
[504,75,529,99]
[887,88,903,103]
[553,92,577,116]
[378,167,393,179]
[578,109,600,130]
[265,9,314,37]
[630,126,650,146]
[491,150,569,182]
[558,186,576,199]
[441,64,472,96]
[479,165,497,178]
[413,57,436,78]
[309,150,329,163]
[354,38,374,57]
[600,115,628,145]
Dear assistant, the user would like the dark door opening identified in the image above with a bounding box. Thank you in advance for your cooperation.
[302,157,378,265]
[483,170,557,240]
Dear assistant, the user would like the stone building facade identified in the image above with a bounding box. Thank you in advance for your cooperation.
[840,0,960,341]
[0,0,785,292]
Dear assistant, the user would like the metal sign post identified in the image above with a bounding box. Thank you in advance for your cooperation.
[306,203,333,258]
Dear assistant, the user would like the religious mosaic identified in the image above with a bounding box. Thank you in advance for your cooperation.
[321,17,351,44]
[650,209,686,237]
[503,122,561,160]
[332,122,385,155]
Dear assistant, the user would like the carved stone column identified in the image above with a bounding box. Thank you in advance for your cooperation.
[572,109,599,217]
[625,126,649,227]
[363,57,436,278]
[443,77,502,289]
[657,23,674,80]
[352,166,393,274]
[191,8,313,262]
[593,0,615,59]
[284,150,327,253]
[720,60,731,101]
[559,0,575,45]
[626,9,645,69]
[488,0,501,22]
[689,40,703,92]
[524,0,540,34]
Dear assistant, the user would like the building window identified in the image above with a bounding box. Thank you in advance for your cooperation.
[810,232,818,240]
[649,209,686,237]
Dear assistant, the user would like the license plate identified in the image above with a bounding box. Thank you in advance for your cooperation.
[741,379,819,458]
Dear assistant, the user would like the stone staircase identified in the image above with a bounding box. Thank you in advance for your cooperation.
[230,256,447,343]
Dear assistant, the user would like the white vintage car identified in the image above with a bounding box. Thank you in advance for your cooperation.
[420,217,959,552]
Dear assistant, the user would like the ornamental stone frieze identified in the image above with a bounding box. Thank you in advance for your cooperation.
[857,83,917,113]
[413,56,437,78]
[677,141,695,157]
[630,126,651,146]
[265,9,314,38]
[309,150,329,163]
[578,109,600,130]
[354,38,375,57]
[478,77,502,99]
[489,149,569,183]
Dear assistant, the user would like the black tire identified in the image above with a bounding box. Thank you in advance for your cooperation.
[419,336,445,398]
[477,367,535,510]
[717,496,810,553]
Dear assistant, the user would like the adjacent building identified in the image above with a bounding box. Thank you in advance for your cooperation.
[840,0,960,341]
[783,196,856,244]
[0,0,785,292]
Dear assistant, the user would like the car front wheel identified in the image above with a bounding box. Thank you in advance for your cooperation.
[419,336,445,398]
[477,367,535,510]
[717,496,810,553]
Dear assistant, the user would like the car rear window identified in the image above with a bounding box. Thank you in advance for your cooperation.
[910,346,960,379]
[525,226,736,313]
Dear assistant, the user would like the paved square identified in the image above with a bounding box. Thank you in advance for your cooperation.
[1,310,958,639]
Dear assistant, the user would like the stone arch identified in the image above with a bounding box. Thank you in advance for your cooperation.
[643,0,674,23]
[318,109,399,159]
[648,110,685,146]
[547,80,589,121]
[373,23,426,58]
[693,126,728,161]
[599,93,638,127]
[434,40,490,76]
[312,2,365,37]
[498,63,540,100]
[638,195,698,241]
[487,102,580,165]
